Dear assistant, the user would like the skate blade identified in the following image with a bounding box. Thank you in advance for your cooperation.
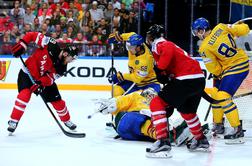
[225,138,245,144]
[212,132,224,139]
[146,151,172,158]
[189,147,211,153]
[8,132,14,136]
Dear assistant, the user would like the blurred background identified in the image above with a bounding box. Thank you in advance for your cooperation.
[0,0,250,57]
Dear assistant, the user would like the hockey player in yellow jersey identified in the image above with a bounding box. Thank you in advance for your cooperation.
[192,17,250,143]
[108,32,160,96]
[94,88,207,145]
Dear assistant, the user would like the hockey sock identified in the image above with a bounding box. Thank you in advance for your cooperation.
[10,89,32,121]
[51,100,70,122]
[180,113,204,140]
[224,101,240,127]
[150,96,169,139]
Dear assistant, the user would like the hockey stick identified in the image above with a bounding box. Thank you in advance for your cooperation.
[204,104,211,121]
[87,82,136,119]
[233,17,252,24]
[203,91,252,121]
[19,56,86,138]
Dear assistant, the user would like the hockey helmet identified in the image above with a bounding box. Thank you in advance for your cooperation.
[146,24,165,40]
[140,88,157,103]
[191,17,210,36]
[126,34,144,51]
[63,45,79,59]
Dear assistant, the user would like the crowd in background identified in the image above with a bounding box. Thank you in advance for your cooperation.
[0,0,154,56]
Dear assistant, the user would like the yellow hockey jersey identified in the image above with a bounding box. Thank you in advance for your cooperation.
[119,32,158,86]
[199,23,250,78]
[112,92,149,115]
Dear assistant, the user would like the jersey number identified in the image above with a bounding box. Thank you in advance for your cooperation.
[218,34,237,57]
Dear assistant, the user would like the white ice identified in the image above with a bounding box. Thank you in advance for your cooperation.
[0,89,252,166]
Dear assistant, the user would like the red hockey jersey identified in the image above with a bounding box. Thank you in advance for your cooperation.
[22,32,61,86]
[151,37,204,80]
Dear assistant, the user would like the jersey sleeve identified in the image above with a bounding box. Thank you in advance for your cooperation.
[120,32,137,41]
[113,93,142,115]
[22,32,51,48]
[156,42,174,70]
[228,23,250,37]
[199,48,222,76]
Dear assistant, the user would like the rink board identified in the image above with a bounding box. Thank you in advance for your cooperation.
[0,56,212,90]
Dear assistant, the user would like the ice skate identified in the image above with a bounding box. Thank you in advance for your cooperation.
[212,122,225,135]
[146,138,172,158]
[187,135,210,152]
[7,120,18,134]
[224,125,245,144]
[64,120,77,130]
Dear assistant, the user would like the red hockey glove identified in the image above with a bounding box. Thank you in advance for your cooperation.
[30,82,44,96]
[154,65,171,84]
[38,75,54,87]
[12,39,27,58]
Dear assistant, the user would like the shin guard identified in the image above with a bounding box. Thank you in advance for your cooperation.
[150,96,169,139]
[10,89,32,121]
[180,113,204,140]
[51,100,70,122]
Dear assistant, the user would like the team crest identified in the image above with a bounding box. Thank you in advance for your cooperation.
[0,60,11,81]
[135,60,139,65]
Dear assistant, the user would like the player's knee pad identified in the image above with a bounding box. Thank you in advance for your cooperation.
[115,112,149,140]
[113,85,125,97]
[149,96,168,112]
[51,99,66,110]
[212,90,231,106]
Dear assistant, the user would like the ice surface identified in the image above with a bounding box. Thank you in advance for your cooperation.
[0,90,251,166]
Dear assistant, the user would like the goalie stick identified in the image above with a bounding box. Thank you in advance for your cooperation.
[19,56,86,138]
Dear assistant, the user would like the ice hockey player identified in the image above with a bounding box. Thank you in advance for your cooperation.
[192,17,249,144]
[144,24,210,158]
[95,88,209,146]
[108,32,160,96]
[8,32,79,134]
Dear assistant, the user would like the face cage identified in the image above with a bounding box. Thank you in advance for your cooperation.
[125,42,137,51]
[191,28,205,37]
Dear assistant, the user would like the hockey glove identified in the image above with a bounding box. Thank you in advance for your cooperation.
[30,81,44,96]
[108,32,123,44]
[38,74,54,87]
[108,71,124,84]
[154,65,171,84]
[165,106,175,118]
[12,39,27,58]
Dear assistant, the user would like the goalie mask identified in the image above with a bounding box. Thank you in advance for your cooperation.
[140,88,157,103]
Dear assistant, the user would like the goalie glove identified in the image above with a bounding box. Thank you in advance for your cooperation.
[12,39,28,57]
[95,98,117,115]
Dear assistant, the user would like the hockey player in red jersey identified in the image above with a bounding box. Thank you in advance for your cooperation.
[8,32,79,134]
[145,24,210,158]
